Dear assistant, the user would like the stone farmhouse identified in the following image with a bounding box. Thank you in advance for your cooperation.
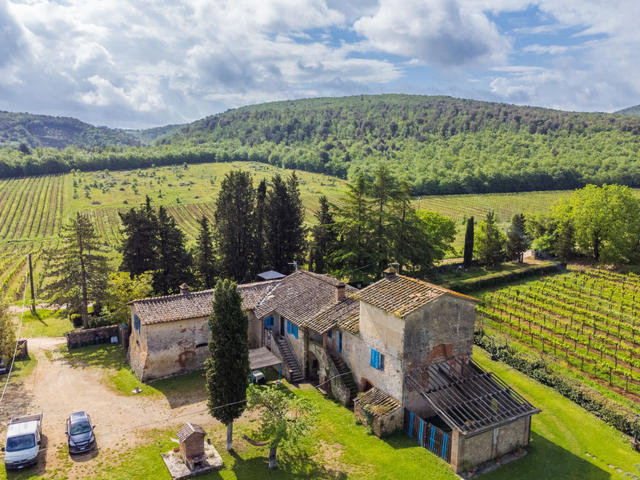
[128,268,539,473]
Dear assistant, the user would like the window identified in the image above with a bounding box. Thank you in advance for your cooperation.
[327,329,332,338]
[133,314,141,333]
[264,316,275,329]
[370,348,384,370]
[286,319,299,339]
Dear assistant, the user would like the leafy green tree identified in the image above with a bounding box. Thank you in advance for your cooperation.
[153,206,192,294]
[214,170,255,282]
[0,303,16,362]
[206,279,250,451]
[463,217,474,268]
[105,272,153,325]
[246,384,315,470]
[506,213,529,262]
[43,213,109,328]
[119,195,158,277]
[265,173,306,273]
[474,211,505,266]
[195,217,216,289]
[308,196,337,273]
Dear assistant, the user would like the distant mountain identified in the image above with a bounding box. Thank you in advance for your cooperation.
[616,105,640,116]
[0,111,143,149]
[4,94,640,194]
[124,124,184,145]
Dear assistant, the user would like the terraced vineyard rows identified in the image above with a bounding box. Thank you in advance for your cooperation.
[478,270,640,397]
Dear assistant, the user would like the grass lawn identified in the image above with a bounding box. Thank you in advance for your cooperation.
[18,309,75,338]
[475,348,640,480]
[3,355,37,385]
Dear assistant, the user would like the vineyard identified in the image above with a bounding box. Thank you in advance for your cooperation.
[478,270,640,397]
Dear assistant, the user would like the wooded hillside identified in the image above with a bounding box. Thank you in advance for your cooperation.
[2,95,640,194]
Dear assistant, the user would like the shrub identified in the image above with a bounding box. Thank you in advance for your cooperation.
[449,262,562,293]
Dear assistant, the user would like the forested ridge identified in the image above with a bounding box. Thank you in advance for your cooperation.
[616,104,640,116]
[0,111,141,149]
[2,94,640,194]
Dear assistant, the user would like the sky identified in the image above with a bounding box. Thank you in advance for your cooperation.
[0,0,638,129]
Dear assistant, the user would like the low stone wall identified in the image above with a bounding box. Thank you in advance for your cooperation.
[67,325,120,350]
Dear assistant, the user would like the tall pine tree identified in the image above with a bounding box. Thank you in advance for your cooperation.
[214,171,256,282]
[195,217,216,289]
[475,211,506,266]
[153,206,193,294]
[206,279,250,451]
[309,196,337,273]
[43,213,109,328]
[506,213,529,262]
[265,173,306,273]
[119,195,157,276]
[371,164,396,271]
[253,179,267,276]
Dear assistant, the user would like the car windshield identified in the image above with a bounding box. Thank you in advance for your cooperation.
[6,434,35,452]
[70,421,92,435]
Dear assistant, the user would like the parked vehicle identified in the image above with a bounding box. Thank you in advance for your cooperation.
[2,413,43,470]
[65,411,96,454]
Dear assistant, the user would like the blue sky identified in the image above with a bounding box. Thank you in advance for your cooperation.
[0,0,638,128]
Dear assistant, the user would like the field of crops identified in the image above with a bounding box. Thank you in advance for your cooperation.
[3,161,635,303]
[478,270,640,397]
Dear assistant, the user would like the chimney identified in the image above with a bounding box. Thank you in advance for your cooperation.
[179,283,190,295]
[336,282,346,301]
[383,266,396,280]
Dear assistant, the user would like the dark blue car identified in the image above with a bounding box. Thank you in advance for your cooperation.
[65,412,96,455]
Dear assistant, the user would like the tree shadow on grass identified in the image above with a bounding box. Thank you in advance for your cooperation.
[201,448,348,480]
[481,432,611,480]
[63,344,127,370]
[150,371,208,408]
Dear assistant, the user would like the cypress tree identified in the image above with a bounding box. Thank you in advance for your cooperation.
[371,164,396,271]
[214,170,256,282]
[195,217,216,289]
[119,195,158,276]
[153,206,193,294]
[463,216,474,268]
[206,279,250,451]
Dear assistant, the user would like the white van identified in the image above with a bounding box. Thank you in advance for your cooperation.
[2,413,43,470]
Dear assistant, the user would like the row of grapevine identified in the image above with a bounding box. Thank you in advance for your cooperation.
[478,271,640,397]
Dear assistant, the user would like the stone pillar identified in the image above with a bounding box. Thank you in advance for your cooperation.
[450,429,464,473]
[322,333,327,350]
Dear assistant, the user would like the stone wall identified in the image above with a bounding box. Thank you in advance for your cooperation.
[451,416,531,473]
[353,401,403,437]
[403,294,476,383]
[308,342,353,406]
[66,325,120,350]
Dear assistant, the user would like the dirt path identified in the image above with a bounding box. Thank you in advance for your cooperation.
[1,337,217,479]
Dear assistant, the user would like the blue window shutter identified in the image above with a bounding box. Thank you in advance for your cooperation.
[294,325,298,339]
[338,331,343,352]
[370,349,375,367]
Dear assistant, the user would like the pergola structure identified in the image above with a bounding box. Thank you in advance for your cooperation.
[248,347,282,379]
[406,357,540,436]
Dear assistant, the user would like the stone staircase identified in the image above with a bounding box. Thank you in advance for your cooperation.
[275,336,304,383]
[328,350,358,402]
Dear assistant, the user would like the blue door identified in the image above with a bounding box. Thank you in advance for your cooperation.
[338,331,343,352]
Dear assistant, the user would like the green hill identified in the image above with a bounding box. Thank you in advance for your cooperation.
[3,94,640,194]
[616,104,640,116]
[124,124,184,145]
[0,111,141,149]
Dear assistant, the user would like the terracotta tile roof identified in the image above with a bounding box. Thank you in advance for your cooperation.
[254,270,357,326]
[131,280,280,325]
[302,297,360,334]
[354,273,478,318]
[177,422,205,442]
[354,387,401,418]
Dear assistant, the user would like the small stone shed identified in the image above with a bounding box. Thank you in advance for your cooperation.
[177,422,206,464]
[353,387,403,437]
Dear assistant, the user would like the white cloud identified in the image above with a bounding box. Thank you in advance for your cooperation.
[353,0,511,66]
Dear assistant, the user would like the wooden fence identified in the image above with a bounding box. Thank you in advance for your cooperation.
[404,409,452,463]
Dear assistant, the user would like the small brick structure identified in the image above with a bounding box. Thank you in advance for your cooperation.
[66,325,120,350]
[178,423,206,469]
[353,387,403,437]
